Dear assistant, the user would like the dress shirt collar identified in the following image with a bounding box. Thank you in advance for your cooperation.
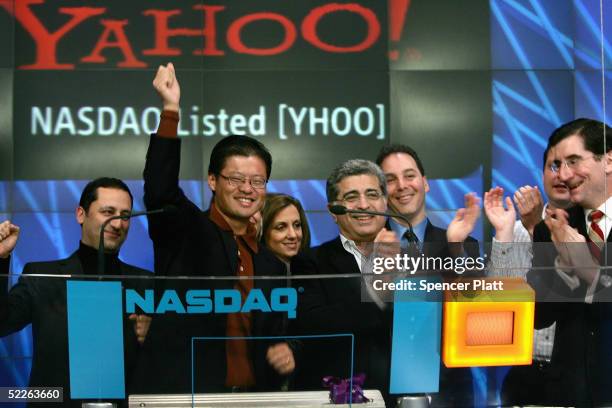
[339,234,365,272]
[209,201,258,253]
[389,217,428,245]
[584,195,612,240]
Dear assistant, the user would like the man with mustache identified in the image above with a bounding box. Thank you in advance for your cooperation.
[526,118,612,406]
[296,159,398,406]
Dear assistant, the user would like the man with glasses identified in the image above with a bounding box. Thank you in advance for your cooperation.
[485,143,572,405]
[143,63,295,394]
[525,118,612,406]
[296,159,397,406]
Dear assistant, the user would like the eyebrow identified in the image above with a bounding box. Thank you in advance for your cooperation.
[340,190,360,198]
[385,168,416,176]
[341,187,380,197]
[98,206,131,214]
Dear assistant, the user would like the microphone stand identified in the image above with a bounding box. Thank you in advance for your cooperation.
[86,207,169,408]
[330,205,431,408]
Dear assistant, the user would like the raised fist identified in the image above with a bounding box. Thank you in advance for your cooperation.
[152,62,181,112]
[0,221,20,259]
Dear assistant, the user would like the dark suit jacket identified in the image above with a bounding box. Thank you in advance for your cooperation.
[524,206,612,406]
[421,221,478,407]
[295,224,479,407]
[143,135,290,393]
[0,253,149,407]
[295,237,392,403]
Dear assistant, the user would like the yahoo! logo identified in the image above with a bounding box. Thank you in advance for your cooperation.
[1,0,383,70]
[125,288,298,319]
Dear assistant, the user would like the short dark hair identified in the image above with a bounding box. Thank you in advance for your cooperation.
[548,118,612,156]
[208,135,272,179]
[79,177,133,212]
[262,193,311,251]
[326,159,386,203]
[375,144,426,176]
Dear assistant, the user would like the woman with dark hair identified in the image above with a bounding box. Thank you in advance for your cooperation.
[261,194,311,268]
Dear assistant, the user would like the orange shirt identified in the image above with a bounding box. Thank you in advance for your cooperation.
[209,201,258,388]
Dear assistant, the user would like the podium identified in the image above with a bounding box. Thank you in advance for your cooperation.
[129,390,385,407]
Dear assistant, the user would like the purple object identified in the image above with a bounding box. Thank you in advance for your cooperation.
[322,373,371,404]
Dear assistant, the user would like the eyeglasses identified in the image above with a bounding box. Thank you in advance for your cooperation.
[340,190,384,205]
[549,154,598,173]
[218,173,267,189]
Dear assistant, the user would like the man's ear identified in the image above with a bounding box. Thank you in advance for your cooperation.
[208,173,216,193]
[423,176,430,193]
[605,151,612,175]
[75,206,86,225]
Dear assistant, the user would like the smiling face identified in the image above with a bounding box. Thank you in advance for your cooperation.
[77,187,132,252]
[332,174,387,242]
[265,204,303,262]
[542,147,571,209]
[208,155,267,232]
[379,152,429,225]
[554,134,612,209]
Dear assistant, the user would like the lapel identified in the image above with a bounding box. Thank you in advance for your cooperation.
[203,209,238,278]
[218,228,239,277]
[423,220,445,243]
[327,236,361,275]
[568,206,588,237]
[321,237,363,303]
[568,205,612,241]
[422,221,448,258]
[58,252,84,276]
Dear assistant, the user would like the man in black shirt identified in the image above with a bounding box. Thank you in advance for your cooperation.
[0,177,151,406]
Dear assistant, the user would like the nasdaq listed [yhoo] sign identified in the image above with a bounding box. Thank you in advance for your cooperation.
[14,69,389,180]
[7,0,390,180]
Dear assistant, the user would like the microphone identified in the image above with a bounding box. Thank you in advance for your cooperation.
[97,205,177,274]
[328,204,414,234]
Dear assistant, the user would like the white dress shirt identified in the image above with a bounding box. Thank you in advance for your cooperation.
[339,234,386,309]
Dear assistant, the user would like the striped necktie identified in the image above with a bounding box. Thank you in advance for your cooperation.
[587,210,605,262]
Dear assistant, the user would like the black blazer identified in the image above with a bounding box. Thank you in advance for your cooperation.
[526,206,612,406]
[295,237,392,403]
[0,253,150,407]
[143,135,290,393]
[421,221,478,407]
[295,223,480,406]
